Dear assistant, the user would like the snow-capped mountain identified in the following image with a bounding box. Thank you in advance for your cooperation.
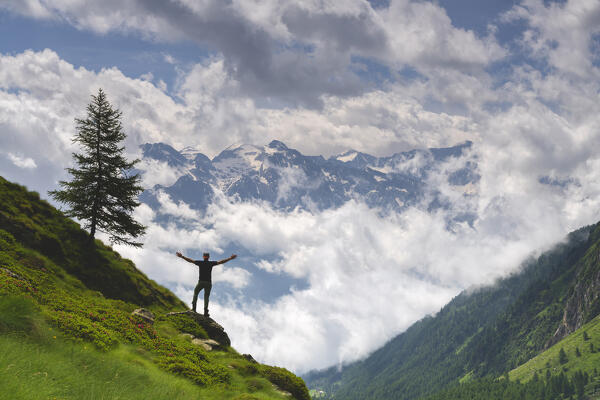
[139,140,478,216]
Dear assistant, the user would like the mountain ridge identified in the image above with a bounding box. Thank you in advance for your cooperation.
[139,140,479,223]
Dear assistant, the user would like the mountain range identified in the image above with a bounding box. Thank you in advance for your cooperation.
[139,140,478,219]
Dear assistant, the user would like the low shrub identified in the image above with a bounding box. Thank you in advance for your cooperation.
[245,377,268,392]
[259,365,311,400]
[156,354,230,386]
[158,313,209,339]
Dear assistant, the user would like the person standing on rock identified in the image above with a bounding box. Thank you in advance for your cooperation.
[176,251,237,317]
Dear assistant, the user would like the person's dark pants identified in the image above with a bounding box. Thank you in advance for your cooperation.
[192,280,212,314]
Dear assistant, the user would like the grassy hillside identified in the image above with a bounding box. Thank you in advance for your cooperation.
[0,176,309,400]
[510,314,600,383]
[305,222,600,400]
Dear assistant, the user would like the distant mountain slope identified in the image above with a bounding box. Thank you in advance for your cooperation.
[304,222,600,400]
[139,140,478,216]
[0,176,309,399]
[421,313,600,400]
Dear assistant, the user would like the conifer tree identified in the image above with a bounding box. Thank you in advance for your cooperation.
[559,347,568,364]
[50,88,146,247]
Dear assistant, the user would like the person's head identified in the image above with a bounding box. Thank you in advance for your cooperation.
[203,252,209,260]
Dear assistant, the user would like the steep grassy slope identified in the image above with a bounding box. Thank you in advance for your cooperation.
[0,176,309,400]
[305,222,600,400]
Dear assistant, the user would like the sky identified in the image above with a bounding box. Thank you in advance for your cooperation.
[1,0,600,374]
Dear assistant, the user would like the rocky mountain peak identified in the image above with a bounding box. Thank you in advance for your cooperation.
[267,139,289,151]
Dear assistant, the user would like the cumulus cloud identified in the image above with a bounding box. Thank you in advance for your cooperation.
[137,159,187,188]
[379,0,505,70]
[0,0,505,106]
[0,48,482,192]
[155,190,201,220]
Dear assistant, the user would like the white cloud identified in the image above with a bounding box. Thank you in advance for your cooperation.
[7,153,37,169]
[139,72,154,81]
[0,0,505,106]
[503,0,600,79]
[275,166,319,204]
[137,159,187,188]
[0,49,477,169]
[162,53,176,65]
[380,0,506,69]
[155,190,200,220]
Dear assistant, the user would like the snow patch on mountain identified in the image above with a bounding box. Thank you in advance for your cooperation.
[336,151,358,163]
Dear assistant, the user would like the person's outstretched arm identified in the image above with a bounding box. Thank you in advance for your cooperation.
[176,251,195,263]
[216,254,237,265]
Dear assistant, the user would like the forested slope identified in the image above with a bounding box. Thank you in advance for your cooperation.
[305,221,600,400]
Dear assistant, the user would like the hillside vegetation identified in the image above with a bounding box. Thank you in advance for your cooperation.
[422,314,600,399]
[306,220,600,399]
[0,176,309,400]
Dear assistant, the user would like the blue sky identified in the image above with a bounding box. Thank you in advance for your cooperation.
[1,0,600,373]
[0,9,206,92]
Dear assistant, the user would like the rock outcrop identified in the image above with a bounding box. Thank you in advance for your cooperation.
[546,246,600,347]
[165,310,231,347]
[131,308,155,324]
[192,338,222,351]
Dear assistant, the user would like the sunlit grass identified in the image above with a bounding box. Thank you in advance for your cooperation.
[510,314,600,383]
[0,300,289,400]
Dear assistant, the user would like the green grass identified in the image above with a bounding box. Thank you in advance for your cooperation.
[0,176,309,400]
[0,334,204,400]
[0,282,297,399]
[510,313,600,383]
[0,330,290,399]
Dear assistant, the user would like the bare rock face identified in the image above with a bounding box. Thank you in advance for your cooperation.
[165,310,231,347]
[243,353,258,364]
[546,247,600,348]
[131,308,156,324]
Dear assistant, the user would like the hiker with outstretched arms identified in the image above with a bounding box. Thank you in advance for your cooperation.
[176,251,237,317]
